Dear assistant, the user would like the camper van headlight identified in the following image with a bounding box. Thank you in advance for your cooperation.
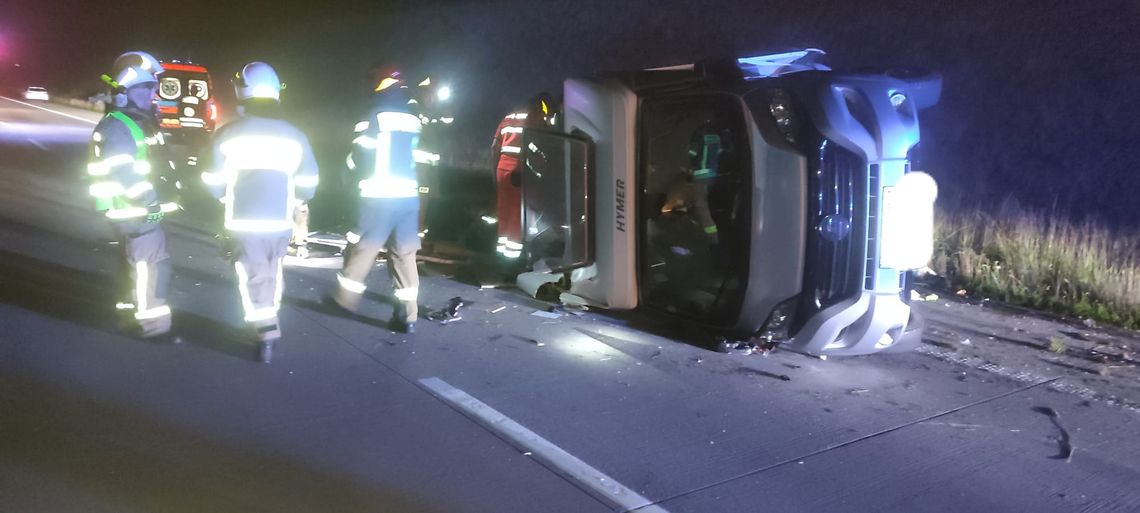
[760,296,799,343]
[769,90,797,143]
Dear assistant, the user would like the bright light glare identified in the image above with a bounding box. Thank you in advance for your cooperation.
[437,86,452,102]
[879,172,938,270]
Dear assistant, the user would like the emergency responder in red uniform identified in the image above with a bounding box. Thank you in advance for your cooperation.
[201,62,319,362]
[332,70,423,334]
[490,93,555,263]
[88,51,179,339]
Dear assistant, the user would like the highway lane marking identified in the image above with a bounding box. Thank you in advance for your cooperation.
[418,377,670,513]
[0,96,98,125]
[641,375,1061,509]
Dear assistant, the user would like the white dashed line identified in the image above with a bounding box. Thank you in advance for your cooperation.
[419,377,670,513]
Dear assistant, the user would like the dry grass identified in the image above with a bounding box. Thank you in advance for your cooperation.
[930,208,1140,330]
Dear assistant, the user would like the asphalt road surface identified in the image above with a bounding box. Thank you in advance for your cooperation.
[2,96,1138,513]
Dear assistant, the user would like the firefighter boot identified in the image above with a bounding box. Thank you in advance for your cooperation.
[252,317,281,363]
[390,303,415,335]
[137,307,173,339]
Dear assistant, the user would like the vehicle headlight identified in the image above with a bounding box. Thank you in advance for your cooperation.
[760,295,799,342]
[769,89,797,143]
[889,92,907,109]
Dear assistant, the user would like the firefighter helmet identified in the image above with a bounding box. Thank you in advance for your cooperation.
[529,92,556,125]
[374,67,404,92]
[111,51,164,87]
[234,62,282,101]
[104,51,163,108]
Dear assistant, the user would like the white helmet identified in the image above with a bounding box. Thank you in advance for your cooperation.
[234,62,281,101]
[111,51,164,88]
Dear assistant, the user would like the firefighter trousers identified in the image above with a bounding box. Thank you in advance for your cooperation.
[111,220,172,337]
[495,156,523,258]
[232,232,290,337]
[335,197,420,323]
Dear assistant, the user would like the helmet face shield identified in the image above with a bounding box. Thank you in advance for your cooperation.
[113,51,164,78]
[125,82,159,111]
[115,65,159,90]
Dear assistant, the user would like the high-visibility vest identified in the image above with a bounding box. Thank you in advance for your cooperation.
[87,111,170,220]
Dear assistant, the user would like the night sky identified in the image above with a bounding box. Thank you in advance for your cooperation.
[4,0,1138,228]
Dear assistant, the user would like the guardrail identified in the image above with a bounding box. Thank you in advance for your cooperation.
[51,97,105,113]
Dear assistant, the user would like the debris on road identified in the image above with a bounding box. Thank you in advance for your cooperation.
[489,305,506,314]
[847,388,870,395]
[531,310,562,320]
[1034,407,1075,462]
[554,305,587,317]
[426,297,465,324]
[910,290,942,302]
[516,335,544,347]
[717,338,758,355]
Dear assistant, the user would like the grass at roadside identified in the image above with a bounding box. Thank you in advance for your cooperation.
[930,209,1140,330]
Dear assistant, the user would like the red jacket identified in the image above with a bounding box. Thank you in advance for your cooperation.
[492,111,537,170]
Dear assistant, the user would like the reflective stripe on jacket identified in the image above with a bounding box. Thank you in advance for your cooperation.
[349,89,422,199]
[202,115,319,233]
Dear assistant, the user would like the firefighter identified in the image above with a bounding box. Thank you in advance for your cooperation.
[490,93,555,263]
[201,62,319,362]
[88,51,178,339]
[661,121,724,245]
[332,69,422,334]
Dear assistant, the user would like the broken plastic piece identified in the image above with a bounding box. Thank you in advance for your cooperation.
[425,297,466,323]
[445,297,464,317]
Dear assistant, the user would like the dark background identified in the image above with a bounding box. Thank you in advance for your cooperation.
[4,0,1138,228]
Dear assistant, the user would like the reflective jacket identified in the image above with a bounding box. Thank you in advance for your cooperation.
[346,87,421,199]
[491,111,530,170]
[202,115,319,233]
[87,109,175,220]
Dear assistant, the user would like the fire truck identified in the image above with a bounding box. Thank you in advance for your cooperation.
[512,49,941,356]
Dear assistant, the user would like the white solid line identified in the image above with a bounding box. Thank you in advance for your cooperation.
[418,377,670,513]
[0,96,98,125]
